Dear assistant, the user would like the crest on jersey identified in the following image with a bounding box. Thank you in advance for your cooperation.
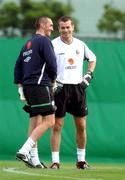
[76,49,80,55]
[26,41,32,49]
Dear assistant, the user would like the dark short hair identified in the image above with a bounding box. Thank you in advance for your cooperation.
[58,16,74,26]
[35,16,50,30]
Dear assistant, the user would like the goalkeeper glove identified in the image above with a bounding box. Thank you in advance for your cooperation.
[18,86,26,101]
[53,81,63,95]
[81,71,93,89]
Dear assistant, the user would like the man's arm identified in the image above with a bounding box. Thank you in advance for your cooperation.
[88,60,96,73]
[14,50,26,101]
[14,51,23,84]
[82,43,97,89]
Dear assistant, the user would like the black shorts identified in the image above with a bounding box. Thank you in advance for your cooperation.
[55,84,88,117]
[23,85,55,117]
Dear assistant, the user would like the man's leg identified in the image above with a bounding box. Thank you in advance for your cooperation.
[30,114,55,141]
[74,116,86,150]
[16,114,55,165]
[28,116,47,168]
[50,117,64,169]
[73,116,89,169]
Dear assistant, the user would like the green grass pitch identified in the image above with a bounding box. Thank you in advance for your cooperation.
[1,161,125,180]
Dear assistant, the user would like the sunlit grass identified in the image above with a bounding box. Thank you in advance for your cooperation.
[0,161,125,180]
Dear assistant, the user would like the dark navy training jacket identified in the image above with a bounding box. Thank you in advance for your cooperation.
[14,34,57,86]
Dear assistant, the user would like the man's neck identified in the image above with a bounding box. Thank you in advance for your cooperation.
[36,30,45,36]
[61,36,73,45]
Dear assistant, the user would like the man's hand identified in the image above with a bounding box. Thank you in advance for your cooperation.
[81,71,93,89]
[18,86,26,101]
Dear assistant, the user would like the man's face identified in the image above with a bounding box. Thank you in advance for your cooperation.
[58,20,74,39]
[44,19,53,36]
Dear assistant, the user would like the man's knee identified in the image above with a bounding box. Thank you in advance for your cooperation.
[45,114,55,128]
[78,124,86,132]
[53,119,63,132]
[49,119,55,128]
[74,117,86,132]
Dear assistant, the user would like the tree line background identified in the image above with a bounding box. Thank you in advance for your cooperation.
[0,0,125,39]
[0,0,77,37]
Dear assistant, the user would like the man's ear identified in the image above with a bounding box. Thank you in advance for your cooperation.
[40,23,45,29]
[58,26,60,33]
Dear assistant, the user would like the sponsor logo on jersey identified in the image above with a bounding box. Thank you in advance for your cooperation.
[24,56,31,62]
[68,58,74,65]
[23,49,32,56]
[66,58,76,69]
[59,53,65,55]
[65,65,77,69]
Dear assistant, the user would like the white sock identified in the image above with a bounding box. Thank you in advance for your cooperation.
[19,137,35,155]
[30,147,41,165]
[77,148,85,162]
[52,152,59,163]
